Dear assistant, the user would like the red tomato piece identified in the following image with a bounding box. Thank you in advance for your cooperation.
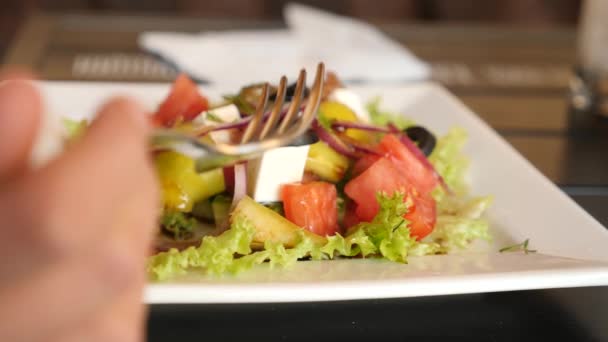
[404,193,436,240]
[377,134,438,196]
[301,171,321,184]
[345,158,409,222]
[344,156,436,240]
[281,182,339,236]
[153,74,209,127]
[351,153,381,177]
[342,200,361,230]
[223,166,235,194]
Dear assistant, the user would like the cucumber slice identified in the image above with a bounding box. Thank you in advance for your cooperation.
[305,141,350,182]
[231,196,326,248]
[212,195,232,227]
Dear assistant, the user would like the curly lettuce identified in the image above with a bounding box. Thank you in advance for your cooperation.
[149,192,428,281]
[148,216,255,280]
[148,117,494,281]
[429,127,469,198]
[160,211,198,240]
[366,96,414,130]
[148,192,492,281]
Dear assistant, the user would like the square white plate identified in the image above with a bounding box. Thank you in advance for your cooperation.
[36,81,608,303]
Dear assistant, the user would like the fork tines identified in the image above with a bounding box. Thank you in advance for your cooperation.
[239,62,325,145]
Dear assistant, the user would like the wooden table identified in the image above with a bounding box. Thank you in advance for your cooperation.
[5,13,608,342]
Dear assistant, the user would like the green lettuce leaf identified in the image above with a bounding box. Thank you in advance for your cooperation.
[148,217,323,280]
[148,191,491,280]
[319,229,376,259]
[365,96,414,130]
[346,192,418,263]
[428,196,493,252]
[429,127,469,199]
[147,216,256,280]
[160,211,198,240]
[431,216,491,251]
[149,192,425,280]
[409,242,442,256]
[425,127,493,252]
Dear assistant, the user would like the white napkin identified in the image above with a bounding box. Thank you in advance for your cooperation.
[139,3,429,85]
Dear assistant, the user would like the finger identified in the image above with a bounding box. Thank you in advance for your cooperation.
[0,79,42,184]
[9,98,149,247]
[61,273,148,342]
[0,240,137,342]
[0,97,157,272]
[114,170,160,249]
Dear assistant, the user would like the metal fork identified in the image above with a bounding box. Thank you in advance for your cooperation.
[151,62,325,172]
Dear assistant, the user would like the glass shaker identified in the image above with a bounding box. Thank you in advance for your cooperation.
[570,0,608,132]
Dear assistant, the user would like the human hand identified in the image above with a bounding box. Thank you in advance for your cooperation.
[0,74,159,341]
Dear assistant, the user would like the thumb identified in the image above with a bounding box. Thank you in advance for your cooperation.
[0,78,42,184]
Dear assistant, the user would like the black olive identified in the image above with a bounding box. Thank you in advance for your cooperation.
[404,126,436,156]
[269,82,310,102]
[288,130,319,146]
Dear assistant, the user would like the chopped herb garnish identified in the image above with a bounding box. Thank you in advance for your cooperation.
[205,111,224,123]
[499,238,537,254]
[392,219,405,232]
[223,94,255,115]
[263,202,284,216]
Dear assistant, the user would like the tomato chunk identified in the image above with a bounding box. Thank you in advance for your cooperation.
[153,74,209,127]
[281,182,339,236]
[351,153,381,177]
[377,134,438,196]
[404,193,436,240]
[344,156,436,240]
[342,200,361,230]
[345,158,409,222]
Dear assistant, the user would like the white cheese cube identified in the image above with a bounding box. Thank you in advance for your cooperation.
[192,104,240,143]
[328,88,370,122]
[247,145,310,202]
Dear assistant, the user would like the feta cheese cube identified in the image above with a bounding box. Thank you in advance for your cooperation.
[247,145,310,202]
[328,88,370,122]
[192,104,240,143]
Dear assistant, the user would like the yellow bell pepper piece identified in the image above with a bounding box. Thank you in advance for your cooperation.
[318,101,369,142]
[155,151,225,212]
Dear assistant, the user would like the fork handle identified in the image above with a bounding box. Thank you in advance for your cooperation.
[151,130,252,172]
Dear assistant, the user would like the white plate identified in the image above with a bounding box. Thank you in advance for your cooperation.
[36,81,608,303]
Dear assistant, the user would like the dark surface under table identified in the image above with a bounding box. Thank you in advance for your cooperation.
[4,13,608,342]
[148,287,608,342]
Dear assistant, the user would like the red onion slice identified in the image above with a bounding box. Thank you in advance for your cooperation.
[312,120,358,158]
[337,134,381,156]
[397,133,452,194]
[195,116,253,137]
[384,123,450,193]
[196,105,304,138]
[332,121,391,134]
[232,163,248,206]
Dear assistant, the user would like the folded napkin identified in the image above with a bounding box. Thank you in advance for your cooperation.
[139,3,429,85]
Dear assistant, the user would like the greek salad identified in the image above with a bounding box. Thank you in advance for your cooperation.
[67,72,493,281]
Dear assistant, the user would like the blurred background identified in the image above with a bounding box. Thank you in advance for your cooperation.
[2,2,608,341]
[3,0,605,188]
[0,0,583,57]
